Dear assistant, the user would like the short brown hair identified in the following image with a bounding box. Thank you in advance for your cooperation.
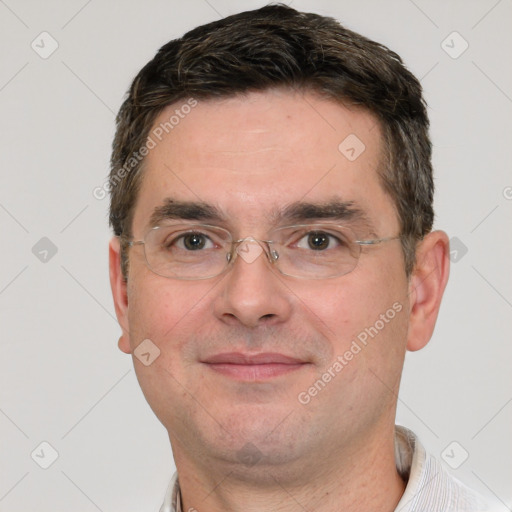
[110,4,433,279]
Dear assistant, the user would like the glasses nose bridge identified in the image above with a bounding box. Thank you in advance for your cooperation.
[230,236,277,266]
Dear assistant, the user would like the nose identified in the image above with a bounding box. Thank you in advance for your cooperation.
[213,239,293,328]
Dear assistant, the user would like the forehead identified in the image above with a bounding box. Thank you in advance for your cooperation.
[132,89,396,234]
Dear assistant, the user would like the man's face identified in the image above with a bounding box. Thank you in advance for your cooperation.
[113,90,412,477]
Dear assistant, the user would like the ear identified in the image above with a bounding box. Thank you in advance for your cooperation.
[109,237,132,354]
[406,230,450,352]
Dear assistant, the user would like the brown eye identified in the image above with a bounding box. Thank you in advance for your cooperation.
[307,232,330,250]
[295,231,340,251]
[181,233,208,250]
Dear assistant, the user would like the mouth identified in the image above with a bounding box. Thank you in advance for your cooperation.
[201,352,310,381]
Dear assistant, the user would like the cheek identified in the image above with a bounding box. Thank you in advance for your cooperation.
[289,279,403,341]
[126,272,214,355]
[340,260,410,376]
[286,254,409,363]
[125,276,217,422]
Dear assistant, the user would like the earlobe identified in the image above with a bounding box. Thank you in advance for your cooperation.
[406,231,450,352]
[118,335,131,354]
[109,237,132,354]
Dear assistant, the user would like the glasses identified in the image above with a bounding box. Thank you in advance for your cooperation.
[124,223,400,280]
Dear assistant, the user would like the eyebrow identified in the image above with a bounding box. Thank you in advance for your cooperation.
[149,198,226,228]
[279,199,372,226]
[148,197,376,235]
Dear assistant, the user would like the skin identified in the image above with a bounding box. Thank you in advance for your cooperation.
[109,89,450,512]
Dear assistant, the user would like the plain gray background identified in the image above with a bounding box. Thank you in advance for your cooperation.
[1,1,511,510]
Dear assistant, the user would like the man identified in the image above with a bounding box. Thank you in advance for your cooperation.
[108,5,489,511]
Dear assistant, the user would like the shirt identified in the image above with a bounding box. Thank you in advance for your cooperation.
[160,426,490,512]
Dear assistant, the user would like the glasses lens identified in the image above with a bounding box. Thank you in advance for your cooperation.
[144,224,232,279]
[270,225,360,278]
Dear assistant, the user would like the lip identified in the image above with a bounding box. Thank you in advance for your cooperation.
[202,352,309,381]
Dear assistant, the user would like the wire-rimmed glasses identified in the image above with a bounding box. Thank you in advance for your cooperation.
[123,223,400,280]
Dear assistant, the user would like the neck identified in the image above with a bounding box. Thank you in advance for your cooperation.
[172,425,406,512]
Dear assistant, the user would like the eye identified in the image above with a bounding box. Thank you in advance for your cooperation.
[171,232,215,251]
[296,231,342,251]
